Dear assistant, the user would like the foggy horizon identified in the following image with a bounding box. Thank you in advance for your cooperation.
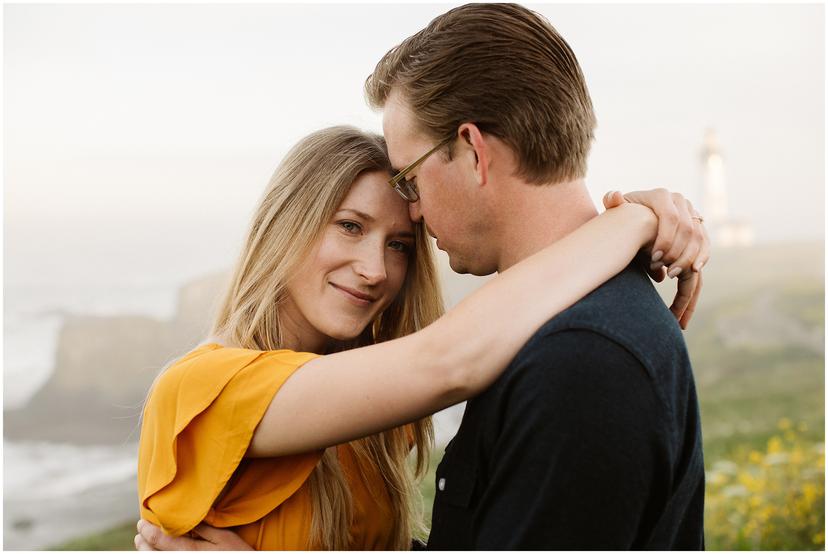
[5,3,825,290]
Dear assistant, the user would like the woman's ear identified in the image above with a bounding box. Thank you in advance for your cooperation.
[457,123,489,187]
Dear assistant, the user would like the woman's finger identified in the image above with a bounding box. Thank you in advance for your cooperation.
[661,193,695,270]
[602,190,627,210]
[693,216,711,272]
[669,270,699,327]
[666,217,704,278]
[647,264,667,283]
[684,199,709,273]
[639,250,667,282]
[683,198,708,273]
[679,271,704,328]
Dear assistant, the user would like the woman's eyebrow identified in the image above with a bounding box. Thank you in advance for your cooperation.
[337,208,375,222]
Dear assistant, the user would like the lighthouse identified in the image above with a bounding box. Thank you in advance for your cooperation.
[701,129,754,247]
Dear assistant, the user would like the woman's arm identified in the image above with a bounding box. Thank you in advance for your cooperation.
[247,203,662,457]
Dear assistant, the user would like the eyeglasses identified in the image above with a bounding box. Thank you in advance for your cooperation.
[388,136,453,202]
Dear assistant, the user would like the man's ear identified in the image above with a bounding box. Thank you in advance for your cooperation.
[457,123,489,187]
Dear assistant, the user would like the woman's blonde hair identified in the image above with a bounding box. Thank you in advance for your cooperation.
[211,126,445,549]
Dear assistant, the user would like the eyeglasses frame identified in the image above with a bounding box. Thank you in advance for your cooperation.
[387,136,454,202]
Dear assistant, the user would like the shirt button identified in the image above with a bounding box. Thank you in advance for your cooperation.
[438,478,446,491]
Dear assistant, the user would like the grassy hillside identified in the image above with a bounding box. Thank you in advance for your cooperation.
[668,244,823,458]
[674,243,823,549]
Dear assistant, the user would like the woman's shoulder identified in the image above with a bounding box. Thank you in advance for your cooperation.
[148,343,319,410]
[163,343,316,379]
[138,342,324,536]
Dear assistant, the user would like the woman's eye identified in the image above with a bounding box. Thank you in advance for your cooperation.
[389,241,411,253]
[339,221,361,234]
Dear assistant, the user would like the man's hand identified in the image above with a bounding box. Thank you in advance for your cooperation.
[135,519,253,551]
[603,189,709,329]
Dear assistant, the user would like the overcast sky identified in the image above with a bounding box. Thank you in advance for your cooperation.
[4,3,824,288]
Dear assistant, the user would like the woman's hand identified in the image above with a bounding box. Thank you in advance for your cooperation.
[603,189,709,329]
[135,519,252,551]
[603,189,710,273]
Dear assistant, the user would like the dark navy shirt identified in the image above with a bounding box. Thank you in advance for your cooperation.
[427,265,705,550]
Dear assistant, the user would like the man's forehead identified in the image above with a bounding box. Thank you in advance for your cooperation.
[382,93,421,169]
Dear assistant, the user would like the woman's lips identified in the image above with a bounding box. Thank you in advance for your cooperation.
[330,283,376,306]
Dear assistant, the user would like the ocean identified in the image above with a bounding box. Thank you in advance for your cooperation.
[4,282,179,408]
[3,281,180,549]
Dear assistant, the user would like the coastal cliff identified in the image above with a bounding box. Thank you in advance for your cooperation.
[4,272,228,445]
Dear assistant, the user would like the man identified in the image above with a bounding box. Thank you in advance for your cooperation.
[137,3,705,549]
[366,5,704,549]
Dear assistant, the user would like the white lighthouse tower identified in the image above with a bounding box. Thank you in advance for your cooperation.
[701,129,754,247]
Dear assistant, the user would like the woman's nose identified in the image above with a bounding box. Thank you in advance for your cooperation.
[354,245,387,285]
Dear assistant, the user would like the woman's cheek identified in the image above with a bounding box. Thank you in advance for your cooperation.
[388,257,409,297]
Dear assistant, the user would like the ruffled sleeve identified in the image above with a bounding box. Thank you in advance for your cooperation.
[137,344,322,536]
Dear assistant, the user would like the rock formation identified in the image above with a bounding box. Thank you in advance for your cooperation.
[4,272,229,445]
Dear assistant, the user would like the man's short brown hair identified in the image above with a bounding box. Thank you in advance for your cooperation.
[365,3,596,184]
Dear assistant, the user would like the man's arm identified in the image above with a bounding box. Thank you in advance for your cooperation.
[473,329,668,550]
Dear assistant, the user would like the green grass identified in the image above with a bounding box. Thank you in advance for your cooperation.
[685,283,824,463]
[680,261,824,550]
[50,521,137,550]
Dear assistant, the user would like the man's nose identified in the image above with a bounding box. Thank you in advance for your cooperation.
[409,200,423,223]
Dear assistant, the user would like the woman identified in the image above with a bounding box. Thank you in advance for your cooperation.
[136,126,706,550]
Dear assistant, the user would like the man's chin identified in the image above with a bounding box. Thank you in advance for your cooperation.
[448,255,481,276]
[448,253,498,277]
[448,257,470,275]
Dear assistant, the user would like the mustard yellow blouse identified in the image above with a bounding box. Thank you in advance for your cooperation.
[138,343,396,550]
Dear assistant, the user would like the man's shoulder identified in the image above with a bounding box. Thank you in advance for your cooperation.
[538,263,679,338]
[515,264,689,378]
